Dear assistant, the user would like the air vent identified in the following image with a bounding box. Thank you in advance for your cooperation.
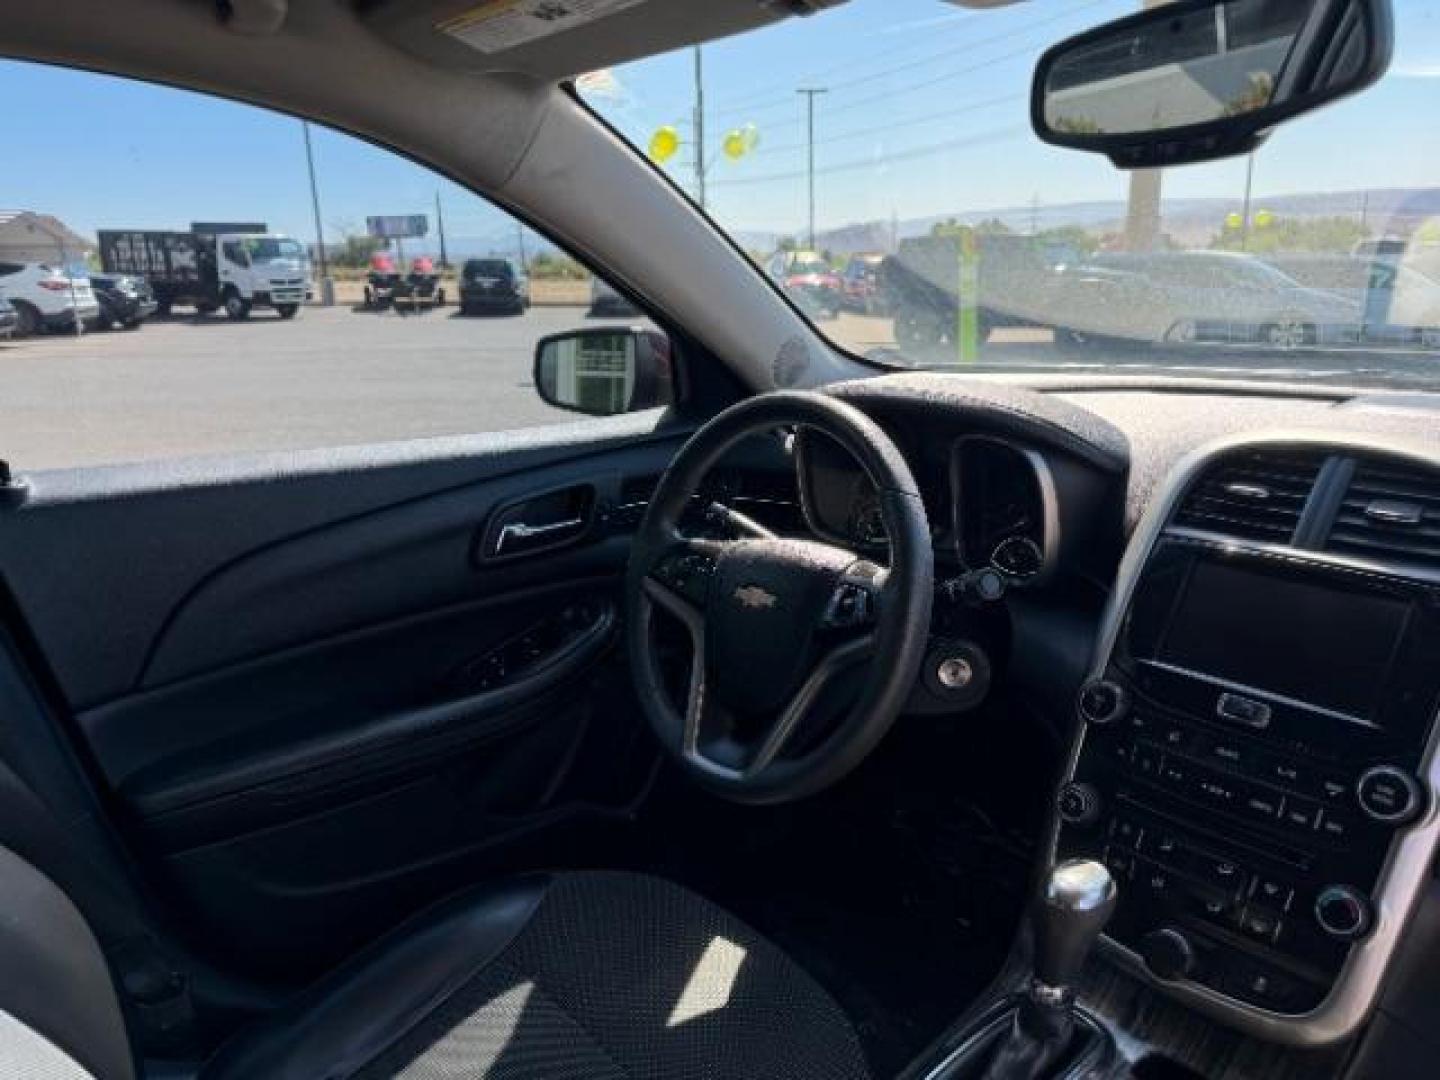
[1173,449,1325,543]
[1326,457,1440,570]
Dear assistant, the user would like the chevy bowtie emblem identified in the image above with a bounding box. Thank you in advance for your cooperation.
[733,585,778,610]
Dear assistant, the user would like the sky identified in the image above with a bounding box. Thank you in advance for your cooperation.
[2,0,1439,248]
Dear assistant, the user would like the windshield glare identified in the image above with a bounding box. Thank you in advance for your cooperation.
[583,0,1440,387]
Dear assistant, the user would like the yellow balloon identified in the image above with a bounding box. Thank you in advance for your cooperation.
[1225,212,1243,230]
[1254,209,1274,228]
[722,130,748,160]
[649,125,680,163]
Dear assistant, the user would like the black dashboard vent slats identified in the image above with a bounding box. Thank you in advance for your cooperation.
[1326,457,1440,570]
[1173,449,1324,543]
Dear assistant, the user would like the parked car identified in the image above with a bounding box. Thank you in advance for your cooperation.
[0,261,99,335]
[879,233,1077,348]
[1046,250,1362,349]
[1266,253,1440,348]
[458,257,528,315]
[0,293,16,339]
[588,275,640,316]
[765,250,842,317]
[840,253,887,315]
[88,272,158,330]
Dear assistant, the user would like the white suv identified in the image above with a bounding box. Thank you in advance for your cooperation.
[0,262,100,336]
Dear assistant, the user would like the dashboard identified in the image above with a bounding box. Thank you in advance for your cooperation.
[780,373,1440,1056]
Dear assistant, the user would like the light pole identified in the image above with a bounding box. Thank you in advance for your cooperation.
[797,86,828,250]
[302,121,333,305]
[434,191,449,268]
[693,46,707,209]
[1239,151,1256,251]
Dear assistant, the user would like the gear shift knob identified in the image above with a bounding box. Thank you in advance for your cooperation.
[1032,858,1117,992]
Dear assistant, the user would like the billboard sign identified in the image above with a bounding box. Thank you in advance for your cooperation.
[367,214,429,240]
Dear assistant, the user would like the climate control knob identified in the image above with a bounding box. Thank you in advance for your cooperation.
[1057,782,1102,827]
[1356,765,1424,826]
[1078,679,1128,726]
[1315,885,1374,941]
[1140,927,1196,981]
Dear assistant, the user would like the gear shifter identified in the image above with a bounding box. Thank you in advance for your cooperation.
[982,859,1116,1080]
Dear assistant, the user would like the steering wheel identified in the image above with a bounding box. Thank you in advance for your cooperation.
[627,390,934,804]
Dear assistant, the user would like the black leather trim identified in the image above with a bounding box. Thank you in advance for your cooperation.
[202,874,552,1080]
[0,845,135,1080]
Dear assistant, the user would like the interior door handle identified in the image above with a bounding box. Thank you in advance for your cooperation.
[494,517,585,555]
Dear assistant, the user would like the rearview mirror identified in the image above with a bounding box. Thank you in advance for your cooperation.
[1032,0,1392,168]
[534,327,675,417]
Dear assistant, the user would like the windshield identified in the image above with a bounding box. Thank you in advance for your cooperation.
[583,0,1440,387]
[244,237,304,262]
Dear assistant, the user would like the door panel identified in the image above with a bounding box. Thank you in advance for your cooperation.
[0,418,698,980]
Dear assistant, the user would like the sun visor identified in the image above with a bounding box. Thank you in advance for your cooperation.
[356,0,841,79]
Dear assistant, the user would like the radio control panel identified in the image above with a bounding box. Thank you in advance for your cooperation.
[1055,534,1440,1027]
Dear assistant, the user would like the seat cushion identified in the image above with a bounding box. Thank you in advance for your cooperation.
[204,871,870,1080]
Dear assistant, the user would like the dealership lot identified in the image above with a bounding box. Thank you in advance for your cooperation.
[4,303,1435,472]
[0,304,647,470]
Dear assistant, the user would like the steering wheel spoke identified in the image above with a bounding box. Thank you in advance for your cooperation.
[645,536,725,616]
[743,633,876,778]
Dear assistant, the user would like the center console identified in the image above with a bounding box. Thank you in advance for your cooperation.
[1052,437,1440,1046]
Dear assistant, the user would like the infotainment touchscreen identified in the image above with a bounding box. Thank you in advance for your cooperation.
[1152,560,1410,721]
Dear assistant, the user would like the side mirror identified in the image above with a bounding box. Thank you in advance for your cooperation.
[1033,0,1392,168]
[534,327,675,417]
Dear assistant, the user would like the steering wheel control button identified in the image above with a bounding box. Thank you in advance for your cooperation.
[1077,680,1128,726]
[1140,927,1196,982]
[1356,765,1424,825]
[822,582,873,628]
[1315,885,1374,941]
[1057,782,1101,827]
[1215,692,1271,730]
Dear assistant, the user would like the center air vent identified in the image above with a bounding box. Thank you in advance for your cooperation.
[1173,448,1325,543]
[1326,457,1440,570]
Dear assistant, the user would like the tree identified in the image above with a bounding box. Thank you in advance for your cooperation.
[327,220,386,269]
[1212,215,1367,255]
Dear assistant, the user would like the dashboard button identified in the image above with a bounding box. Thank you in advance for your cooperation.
[1315,885,1373,941]
[1224,960,1308,1011]
[1139,830,1184,864]
[1318,776,1350,803]
[1194,774,1240,807]
[1194,854,1248,894]
[1267,758,1308,788]
[1202,737,1251,770]
[1078,680,1129,726]
[1216,692,1272,729]
[1281,798,1321,831]
[1356,765,1424,826]
[1242,789,1283,819]
[1238,904,1283,944]
[1253,877,1295,911]
[1057,782,1101,827]
[1184,880,1238,921]
[1319,810,1355,842]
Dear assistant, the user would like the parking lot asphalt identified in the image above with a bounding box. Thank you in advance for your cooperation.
[4,304,1435,472]
[0,304,645,471]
